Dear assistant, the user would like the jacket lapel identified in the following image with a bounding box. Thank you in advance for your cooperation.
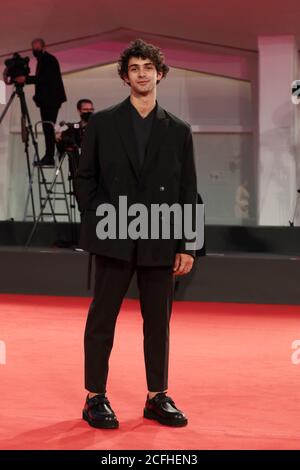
[114,96,140,181]
[140,102,169,181]
[114,96,170,182]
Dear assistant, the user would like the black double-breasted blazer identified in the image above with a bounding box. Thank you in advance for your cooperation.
[75,95,199,266]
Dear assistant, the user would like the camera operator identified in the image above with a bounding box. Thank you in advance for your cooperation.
[57,99,94,156]
[16,38,67,167]
[56,99,94,206]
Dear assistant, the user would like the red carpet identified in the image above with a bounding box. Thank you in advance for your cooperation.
[0,294,299,450]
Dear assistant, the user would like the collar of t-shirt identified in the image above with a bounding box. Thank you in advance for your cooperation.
[130,101,157,166]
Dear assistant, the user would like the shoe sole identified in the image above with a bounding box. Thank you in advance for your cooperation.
[143,408,188,427]
[82,410,119,429]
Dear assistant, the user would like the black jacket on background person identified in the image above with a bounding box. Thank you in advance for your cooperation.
[75,95,199,266]
[26,50,67,160]
[27,50,66,108]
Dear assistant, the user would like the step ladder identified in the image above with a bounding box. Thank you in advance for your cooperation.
[23,155,72,223]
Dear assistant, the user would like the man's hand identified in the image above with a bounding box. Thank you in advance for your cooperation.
[55,131,62,142]
[14,76,26,85]
[173,253,194,276]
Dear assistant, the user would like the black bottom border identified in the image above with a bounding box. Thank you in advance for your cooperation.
[0,450,300,464]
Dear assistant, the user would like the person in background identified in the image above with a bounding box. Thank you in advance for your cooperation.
[20,38,67,166]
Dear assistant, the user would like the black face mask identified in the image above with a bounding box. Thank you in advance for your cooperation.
[32,49,43,59]
[80,112,93,123]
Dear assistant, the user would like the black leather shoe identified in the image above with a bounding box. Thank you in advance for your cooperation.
[144,392,188,427]
[82,393,119,429]
[34,155,55,167]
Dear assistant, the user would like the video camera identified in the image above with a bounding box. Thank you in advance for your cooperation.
[4,53,30,84]
[57,121,81,153]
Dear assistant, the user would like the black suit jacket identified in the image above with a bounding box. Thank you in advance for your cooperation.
[75,96,199,266]
[27,51,67,108]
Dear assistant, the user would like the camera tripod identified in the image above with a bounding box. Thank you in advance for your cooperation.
[0,83,56,221]
[289,189,300,226]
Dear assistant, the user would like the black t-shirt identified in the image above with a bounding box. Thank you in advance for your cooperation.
[130,100,157,169]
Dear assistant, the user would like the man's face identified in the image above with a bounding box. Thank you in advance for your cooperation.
[79,102,94,115]
[32,40,44,55]
[79,102,95,123]
[125,57,163,95]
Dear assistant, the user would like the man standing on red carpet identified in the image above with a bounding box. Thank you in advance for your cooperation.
[75,38,198,429]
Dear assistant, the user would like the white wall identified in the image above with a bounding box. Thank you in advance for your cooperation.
[258,36,299,226]
[1,62,253,224]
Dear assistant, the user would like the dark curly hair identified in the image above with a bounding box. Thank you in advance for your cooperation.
[117,38,169,85]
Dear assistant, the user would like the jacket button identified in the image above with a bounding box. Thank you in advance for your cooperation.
[159,186,165,191]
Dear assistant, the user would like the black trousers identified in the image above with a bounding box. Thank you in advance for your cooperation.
[40,105,60,158]
[84,247,175,393]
